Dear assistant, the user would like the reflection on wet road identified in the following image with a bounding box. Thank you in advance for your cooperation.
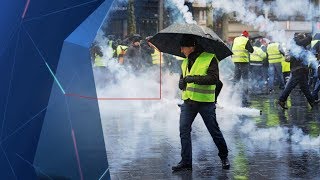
[100,90,319,180]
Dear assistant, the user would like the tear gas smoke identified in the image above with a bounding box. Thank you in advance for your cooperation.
[96,1,320,166]
[165,0,196,24]
[210,0,319,66]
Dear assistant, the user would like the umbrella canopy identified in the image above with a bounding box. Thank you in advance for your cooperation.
[149,23,232,60]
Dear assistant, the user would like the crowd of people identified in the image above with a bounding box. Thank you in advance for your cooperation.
[90,34,183,76]
[230,31,320,109]
[90,31,320,110]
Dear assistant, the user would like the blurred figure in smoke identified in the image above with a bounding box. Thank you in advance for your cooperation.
[311,33,320,102]
[231,30,254,105]
[141,36,155,68]
[267,41,286,92]
[172,34,230,172]
[281,51,291,85]
[90,42,109,87]
[124,34,144,73]
[260,40,269,90]
[90,41,104,68]
[107,35,117,58]
[278,33,316,109]
[116,39,128,64]
[249,40,267,92]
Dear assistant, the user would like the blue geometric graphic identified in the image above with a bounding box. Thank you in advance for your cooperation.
[0,0,113,179]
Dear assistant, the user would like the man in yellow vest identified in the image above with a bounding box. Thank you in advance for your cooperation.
[232,31,254,105]
[267,41,286,92]
[249,41,267,90]
[172,34,230,171]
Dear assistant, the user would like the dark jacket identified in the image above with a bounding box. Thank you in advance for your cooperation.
[124,45,144,71]
[287,35,312,74]
[140,40,154,67]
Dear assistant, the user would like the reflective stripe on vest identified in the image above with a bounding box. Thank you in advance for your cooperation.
[267,43,284,63]
[250,46,266,64]
[232,36,250,63]
[181,52,216,102]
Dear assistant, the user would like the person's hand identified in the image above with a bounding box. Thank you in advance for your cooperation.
[184,76,196,83]
[179,78,186,90]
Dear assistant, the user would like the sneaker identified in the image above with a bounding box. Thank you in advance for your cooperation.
[277,100,288,109]
[221,158,230,169]
[172,161,192,171]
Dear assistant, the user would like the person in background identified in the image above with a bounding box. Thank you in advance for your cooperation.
[231,30,254,105]
[249,40,267,91]
[267,41,286,92]
[116,39,128,64]
[141,36,155,68]
[124,34,144,73]
[172,34,230,172]
[278,33,316,109]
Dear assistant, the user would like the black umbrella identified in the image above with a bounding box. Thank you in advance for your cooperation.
[149,23,232,60]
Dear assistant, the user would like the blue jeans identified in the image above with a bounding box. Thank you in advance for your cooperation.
[179,102,228,163]
[312,79,320,100]
[279,70,314,104]
[268,63,284,90]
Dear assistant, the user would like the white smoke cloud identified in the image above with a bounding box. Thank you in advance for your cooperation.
[165,0,196,24]
[96,2,320,165]
[270,0,319,20]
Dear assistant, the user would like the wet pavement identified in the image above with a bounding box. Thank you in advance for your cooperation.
[100,89,320,180]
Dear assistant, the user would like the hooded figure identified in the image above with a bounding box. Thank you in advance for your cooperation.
[278,33,316,109]
[124,34,144,72]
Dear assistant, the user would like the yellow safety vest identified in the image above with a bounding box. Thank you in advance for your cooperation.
[181,52,216,102]
[232,36,250,63]
[116,45,128,64]
[116,45,128,56]
[250,46,266,65]
[267,43,284,63]
[281,60,290,73]
[152,49,163,64]
[94,54,105,67]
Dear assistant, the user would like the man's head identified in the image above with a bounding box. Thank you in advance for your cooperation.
[130,34,142,46]
[180,34,196,57]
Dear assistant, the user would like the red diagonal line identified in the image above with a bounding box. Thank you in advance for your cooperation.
[71,129,84,180]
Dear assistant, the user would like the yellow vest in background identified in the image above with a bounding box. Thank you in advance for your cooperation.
[94,54,105,67]
[152,49,163,65]
[267,43,284,63]
[232,36,250,63]
[250,46,266,64]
